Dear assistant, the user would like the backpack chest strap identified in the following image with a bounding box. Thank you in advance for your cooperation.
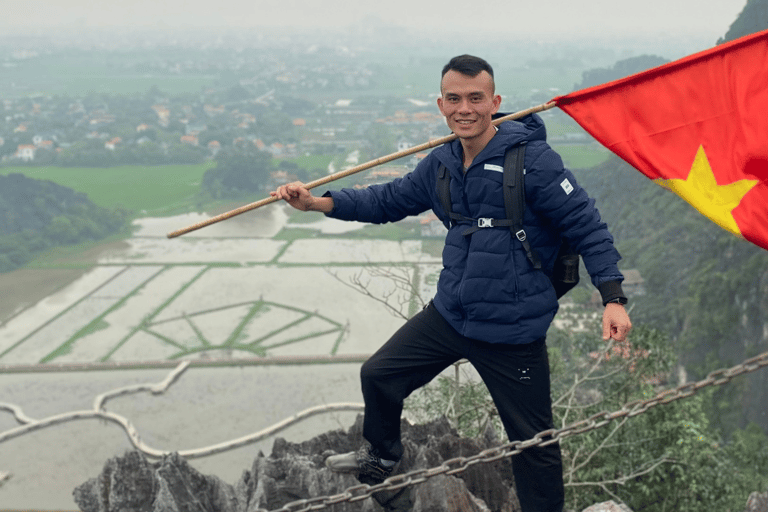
[435,145,541,269]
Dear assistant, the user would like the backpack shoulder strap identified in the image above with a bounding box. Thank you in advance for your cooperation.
[436,163,453,225]
[436,163,475,228]
[502,144,542,270]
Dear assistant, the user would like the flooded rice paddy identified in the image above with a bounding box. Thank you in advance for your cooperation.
[0,206,443,509]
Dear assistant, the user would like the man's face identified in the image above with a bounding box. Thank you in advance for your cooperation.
[437,70,501,144]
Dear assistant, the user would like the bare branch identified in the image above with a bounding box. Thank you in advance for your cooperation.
[0,362,364,460]
[566,457,674,489]
[325,266,420,320]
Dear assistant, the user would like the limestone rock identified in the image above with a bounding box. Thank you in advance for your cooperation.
[746,491,768,512]
[581,501,633,512]
[74,416,519,512]
[71,416,766,512]
[73,450,242,512]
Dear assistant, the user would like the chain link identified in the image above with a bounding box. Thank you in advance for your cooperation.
[260,350,768,512]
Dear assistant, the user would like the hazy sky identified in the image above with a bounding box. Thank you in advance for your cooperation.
[0,0,748,39]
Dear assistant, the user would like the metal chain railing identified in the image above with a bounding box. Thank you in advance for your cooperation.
[261,349,768,512]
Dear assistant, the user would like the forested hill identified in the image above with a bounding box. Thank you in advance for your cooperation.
[0,173,127,272]
[562,0,768,436]
[572,158,768,434]
[719,0,768,44]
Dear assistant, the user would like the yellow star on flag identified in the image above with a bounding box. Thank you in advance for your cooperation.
[654,146,758,236]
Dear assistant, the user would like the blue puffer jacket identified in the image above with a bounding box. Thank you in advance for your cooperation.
[325,113,623,344]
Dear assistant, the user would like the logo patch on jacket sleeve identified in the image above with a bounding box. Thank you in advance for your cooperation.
[484,164,504,173]
[560,178,574,195]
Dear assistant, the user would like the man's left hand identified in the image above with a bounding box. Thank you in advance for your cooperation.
[602,303,632,342]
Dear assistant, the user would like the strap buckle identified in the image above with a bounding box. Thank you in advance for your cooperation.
[515,229,527,241]
[477,218,494,228]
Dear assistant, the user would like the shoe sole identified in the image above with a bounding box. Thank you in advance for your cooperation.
[325,452,359,473]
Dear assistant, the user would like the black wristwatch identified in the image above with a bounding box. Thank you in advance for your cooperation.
[605,297,628,306]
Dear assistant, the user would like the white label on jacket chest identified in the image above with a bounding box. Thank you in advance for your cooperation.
[484,164,504,173]
[560,178,574,195]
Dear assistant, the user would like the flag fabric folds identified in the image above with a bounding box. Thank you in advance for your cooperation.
[553,28,768,250]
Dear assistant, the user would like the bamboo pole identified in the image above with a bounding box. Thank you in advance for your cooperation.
[167,101,557,238]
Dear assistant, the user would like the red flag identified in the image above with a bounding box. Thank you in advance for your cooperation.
[553,28,768,250]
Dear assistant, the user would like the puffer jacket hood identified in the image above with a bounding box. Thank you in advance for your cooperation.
[326,114,622,344]
[432,113,547,172]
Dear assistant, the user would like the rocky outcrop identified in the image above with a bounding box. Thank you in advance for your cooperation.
[581,502,633,512]
[74,415,520,512]
[746,490,768,512]
[73,414,765,512]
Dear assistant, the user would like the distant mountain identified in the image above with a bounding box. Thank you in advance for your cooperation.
[573,54,669,90]
[0,173,127,272]
[718,0,768,43]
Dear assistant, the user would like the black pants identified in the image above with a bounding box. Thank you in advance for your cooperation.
[360,302,564,512]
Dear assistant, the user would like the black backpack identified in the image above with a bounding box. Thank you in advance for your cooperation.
[435,144,580,299]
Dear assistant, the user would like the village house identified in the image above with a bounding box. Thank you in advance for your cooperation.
[104,137,122,151]
[180,134,199,146]
[268,142,285,156]
[203,104,225,117]
[151,105,170,127]
[88,110,116,128]
[266,170,300,191]
[365,167,407,185]
[35,140,54,151]
[15,144,36,161]
[420,213,447,238]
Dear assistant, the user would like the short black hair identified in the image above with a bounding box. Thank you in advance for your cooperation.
[441,55,495,92]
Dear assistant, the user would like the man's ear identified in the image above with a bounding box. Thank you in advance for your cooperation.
[491,94,501,114]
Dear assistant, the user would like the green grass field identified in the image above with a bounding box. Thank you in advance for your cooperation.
[555,144,611,169]
[0,54,218,97]
[1,163,215,214]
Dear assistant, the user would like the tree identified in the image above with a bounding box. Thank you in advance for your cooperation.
[202,145,275,198]
[364,122,397,160]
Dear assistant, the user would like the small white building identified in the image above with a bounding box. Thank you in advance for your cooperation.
[15,144,35,161]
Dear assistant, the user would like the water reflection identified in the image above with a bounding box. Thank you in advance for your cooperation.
[133,205,290,238]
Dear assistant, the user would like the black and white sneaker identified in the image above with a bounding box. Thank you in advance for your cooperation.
[325,444,395,485]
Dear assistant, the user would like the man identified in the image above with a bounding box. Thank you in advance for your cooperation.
[271,55,631,512]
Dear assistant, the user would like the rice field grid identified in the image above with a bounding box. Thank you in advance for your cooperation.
[0,237,443,367]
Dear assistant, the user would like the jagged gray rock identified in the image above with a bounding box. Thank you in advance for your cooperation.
[74,415,519,512]
[580,501,633,512]
[71,416,765,512]
[746,490,768,512]
[73,450,243,512]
